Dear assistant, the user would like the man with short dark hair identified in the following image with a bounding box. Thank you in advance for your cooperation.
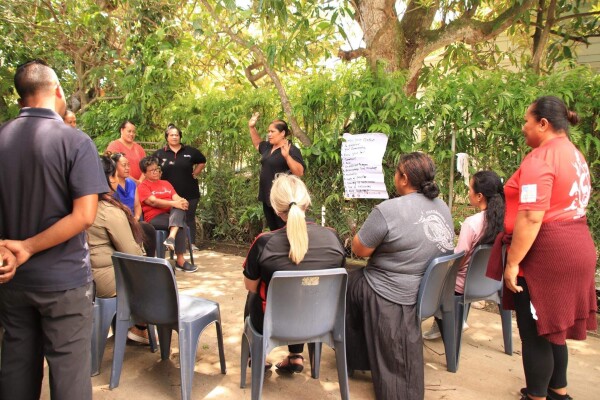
[0,60,108,399]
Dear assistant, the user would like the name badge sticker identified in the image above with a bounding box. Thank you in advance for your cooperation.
[521,184,537,203]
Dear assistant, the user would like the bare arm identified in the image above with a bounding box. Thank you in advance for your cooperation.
[133,188,142,221]
[281,140,304,176]
[504,210,545,293]
[352,234,375,259]
[244,276,259,293]
[143,194,188,210]
[192,163,206,178]
[0,246,18,283]
[248,112,262,150]
[0,194,99,266]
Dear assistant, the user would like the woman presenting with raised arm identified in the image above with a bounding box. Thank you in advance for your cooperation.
[248,112,305,231]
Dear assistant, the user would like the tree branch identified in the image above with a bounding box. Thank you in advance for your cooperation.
[408,0,536,84]
[338,48,368,61]
[555,11,600,23]
[80,95,124,112]
[198,0,311,146]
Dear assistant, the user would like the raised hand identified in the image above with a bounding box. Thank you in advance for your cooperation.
[248,112,260,128]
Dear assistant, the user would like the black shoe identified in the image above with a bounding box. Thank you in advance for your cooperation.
[520,387,573,400]
[175,261,198,273]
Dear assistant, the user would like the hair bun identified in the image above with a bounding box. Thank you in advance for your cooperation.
[567,110,580,125]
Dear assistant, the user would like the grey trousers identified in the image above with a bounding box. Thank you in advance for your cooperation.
[149,208,187,254]
[0,282,94,400]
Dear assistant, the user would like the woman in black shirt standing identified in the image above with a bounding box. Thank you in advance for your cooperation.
[154,124,206,246]
[248,113,305,231]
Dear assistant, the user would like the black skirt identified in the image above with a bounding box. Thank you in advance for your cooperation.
[346,269,424,400]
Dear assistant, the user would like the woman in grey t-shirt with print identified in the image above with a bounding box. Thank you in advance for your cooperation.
[346,152,454,400]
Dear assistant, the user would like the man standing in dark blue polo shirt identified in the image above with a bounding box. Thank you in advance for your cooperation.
[0,60,108,399]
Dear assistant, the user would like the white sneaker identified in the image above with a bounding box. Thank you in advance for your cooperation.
[423,320,441,340]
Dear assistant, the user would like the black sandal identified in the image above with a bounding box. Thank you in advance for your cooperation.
[248,358,272,371]
[275,354,304,373]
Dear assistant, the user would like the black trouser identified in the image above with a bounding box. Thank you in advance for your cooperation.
[262,202,285,231]
[149,208,187,254]
[185,198,199,244]
[140,221,157,257]
[514,276,568,398]
[0,283,93,400]
[245,292,304,353]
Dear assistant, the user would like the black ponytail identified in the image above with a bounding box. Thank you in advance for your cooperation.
[472,171,505,245]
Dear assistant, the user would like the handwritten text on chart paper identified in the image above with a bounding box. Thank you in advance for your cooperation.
[341,133,389,199]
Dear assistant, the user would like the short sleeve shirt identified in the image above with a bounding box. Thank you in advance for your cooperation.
[454,211,485,294]
[138,179,176,222]
[0,108,108,291]
[114,177,137,214]
[243,223,345,312]
[154,145,206,199]
[504,136,591,234]
[257,141,305,204]
[106,140,146,180]
[358,192,455,305]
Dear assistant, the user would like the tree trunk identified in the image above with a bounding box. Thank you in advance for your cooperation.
[531,0,557,73]
[346,0,537,94]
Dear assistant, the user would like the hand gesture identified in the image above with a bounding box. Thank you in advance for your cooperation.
[0,240,33,268]
[281,139,291,158]
[248,112,260,128]
[503,262,523,293]
[0,246,18,284]
[173,198,189,211]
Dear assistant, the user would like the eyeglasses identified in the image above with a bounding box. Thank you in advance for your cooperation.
[147,167,161,173]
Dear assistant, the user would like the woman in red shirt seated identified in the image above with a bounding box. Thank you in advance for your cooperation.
[138,156,197,273]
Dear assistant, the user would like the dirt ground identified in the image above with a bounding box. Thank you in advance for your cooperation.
[39,248,600,400]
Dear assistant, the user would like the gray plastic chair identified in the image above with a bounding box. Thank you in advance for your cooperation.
[454,245,512,369]
[240,268,349,400]
[155,227,194,265]
[91,295,117,376]
[416,251,465,373]
[109,252,226,400]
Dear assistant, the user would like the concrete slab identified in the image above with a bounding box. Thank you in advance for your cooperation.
[39,250,600,399]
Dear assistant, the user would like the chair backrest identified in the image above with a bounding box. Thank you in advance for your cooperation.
[111,252,180,326]
[463,245,500,301]
[417,251,465,320]
[263,268,347,350]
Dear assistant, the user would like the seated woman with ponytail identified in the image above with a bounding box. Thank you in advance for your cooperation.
[423,170,505,340]
[242,174,346,373]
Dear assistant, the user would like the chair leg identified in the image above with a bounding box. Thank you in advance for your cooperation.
[240,334,250,388]
[500,306,513,355]
[148,324,158,353]
[109,319,129,389]
[90,304,102,376]
[156,325,173,360]
[155,230,167,259]
[250,340,266,400]
[178,327,199,400]
[307,342,322,379]
[454,298,466,370]
[215,320,226,374]
[91,300,116,376]
[333,339,350,400]
[440,310,458,373]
